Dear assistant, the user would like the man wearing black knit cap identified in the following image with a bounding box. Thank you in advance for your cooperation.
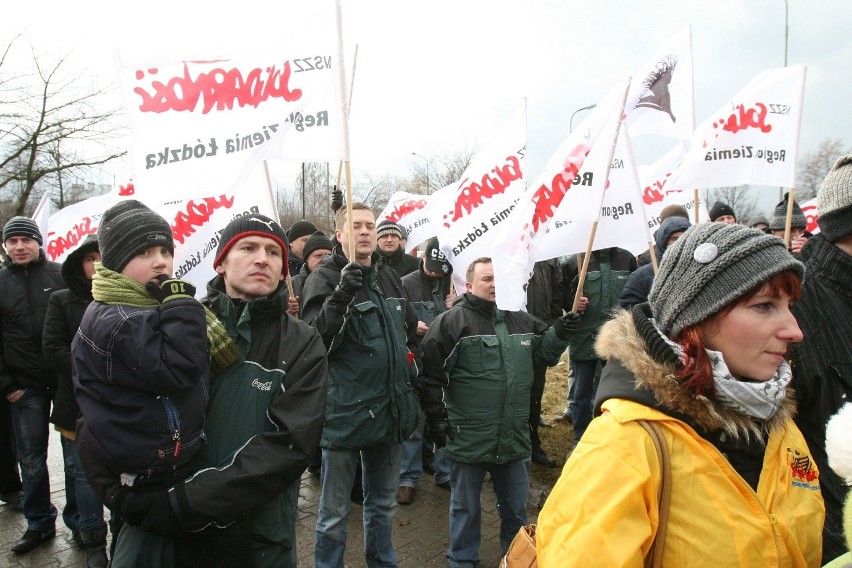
[708,201,737,224]
[286,219,318,277]
[86,211,328,567]
[790,153,852,564]
[0,216,65,554]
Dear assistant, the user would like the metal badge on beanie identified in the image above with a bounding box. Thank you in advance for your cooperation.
[648,223,804,338]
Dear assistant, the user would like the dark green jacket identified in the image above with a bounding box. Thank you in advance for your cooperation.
[421,293,569,464]
[192,277,327,566]
[301,249,420,449]
[563,247,637,360]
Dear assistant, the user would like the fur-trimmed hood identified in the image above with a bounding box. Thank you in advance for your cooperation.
[594,306,796,440]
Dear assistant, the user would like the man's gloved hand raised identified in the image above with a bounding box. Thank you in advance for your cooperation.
[425,417,455,449]
[146,275,197,303]
[552,311,582,340]
[331,186,344,212]
[336,262,364,297]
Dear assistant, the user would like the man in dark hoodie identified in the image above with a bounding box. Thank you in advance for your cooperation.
[618,216,691,309]
[42,235,109,567]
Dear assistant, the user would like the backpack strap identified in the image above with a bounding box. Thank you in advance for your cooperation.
[637,419,671,568]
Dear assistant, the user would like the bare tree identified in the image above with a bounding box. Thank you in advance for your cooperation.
[702,185,759,226]
[0,38,126,217]
[796,138,848,200]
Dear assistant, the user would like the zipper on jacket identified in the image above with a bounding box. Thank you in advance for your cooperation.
[158,396,182,459]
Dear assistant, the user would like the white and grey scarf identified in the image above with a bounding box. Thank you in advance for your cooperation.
[651,318,791,421]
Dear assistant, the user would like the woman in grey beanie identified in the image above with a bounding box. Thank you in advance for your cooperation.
[535,223,823,566]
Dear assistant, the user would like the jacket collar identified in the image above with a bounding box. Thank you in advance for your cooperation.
[594,305,796,440]
[205,274,286,324]
[799,233,852,299]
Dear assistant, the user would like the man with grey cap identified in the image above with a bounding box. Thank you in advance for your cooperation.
[0,215,66,553]
[768,193,811,255]
[790,153,852,564]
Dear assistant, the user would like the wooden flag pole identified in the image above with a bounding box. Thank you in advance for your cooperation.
[693,189,700,224]
[648,243,659,274]
[344,161,356,261]
[572,77,630,312]
[335,44,359,206]
[783,187,796,250]
[262,160,296,297]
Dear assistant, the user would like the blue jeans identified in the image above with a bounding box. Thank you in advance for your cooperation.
[59,436,80,533]
[400,411,450,487]
[68,436,106,532]
[10,389,57,531]
[315,444,402,568]
[446,457,530,568]
[568,359,601,443]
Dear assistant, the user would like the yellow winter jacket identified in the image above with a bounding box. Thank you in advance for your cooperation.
[536,308,824,568]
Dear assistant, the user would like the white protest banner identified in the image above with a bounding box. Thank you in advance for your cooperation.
[156,166,280,295]
[801,196,820,235]
[665,64,806,190]
[45,167,277,296]
[491,80,628,311]
[428,101,526,291]
[45,192,118,264]
[625,25,694,140]
[637,142,707,233]
[378,191,436,250]
[117,0,345,206]
[532,121,650,266]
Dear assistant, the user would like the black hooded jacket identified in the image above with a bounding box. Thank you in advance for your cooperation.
[618,216,691,309]
[43,236,99,431]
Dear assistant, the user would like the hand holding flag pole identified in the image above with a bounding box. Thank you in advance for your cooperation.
[572,80,631,312]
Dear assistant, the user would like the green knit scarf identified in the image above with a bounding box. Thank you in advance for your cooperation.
[91,266,240,376]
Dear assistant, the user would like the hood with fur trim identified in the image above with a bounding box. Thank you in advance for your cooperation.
[594,305,796,441]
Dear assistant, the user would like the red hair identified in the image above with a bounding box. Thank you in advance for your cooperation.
[673,270,802,396]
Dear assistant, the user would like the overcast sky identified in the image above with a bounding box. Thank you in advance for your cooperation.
[4,0,850,217]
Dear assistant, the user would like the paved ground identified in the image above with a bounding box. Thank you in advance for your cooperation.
[0,430,548,567]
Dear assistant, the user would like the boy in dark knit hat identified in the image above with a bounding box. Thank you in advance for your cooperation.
[72,200,238,508]
[790,153,852,563]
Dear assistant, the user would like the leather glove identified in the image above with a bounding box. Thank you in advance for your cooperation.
[425,418,455,449]
[337,262,364,296]
[145,275,197,303]
[115,486,184,537]
[331,186,344,212]
[553,311,581,340]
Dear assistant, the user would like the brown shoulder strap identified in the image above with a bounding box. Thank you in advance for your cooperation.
[638,419,671,568]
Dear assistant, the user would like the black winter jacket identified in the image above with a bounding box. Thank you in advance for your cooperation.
[525,259,565,325]
[376,246,419,278]
[43,237,99,431]
[0,251,65,395]
[73,283,210,476]
[790,234,852,562]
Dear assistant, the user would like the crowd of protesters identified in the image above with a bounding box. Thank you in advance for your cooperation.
[0,154,850,567]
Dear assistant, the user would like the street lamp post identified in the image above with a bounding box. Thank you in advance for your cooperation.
[412,152,429,192]
[569,104,596,133]
[780,0,788,202]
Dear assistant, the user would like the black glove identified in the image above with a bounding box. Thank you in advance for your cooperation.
[553,311,581,340]
[425,418,455,449]
[331,186,344,212]
[146,275,197,303]
[115,486,184,537]
[337,262,364,296]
